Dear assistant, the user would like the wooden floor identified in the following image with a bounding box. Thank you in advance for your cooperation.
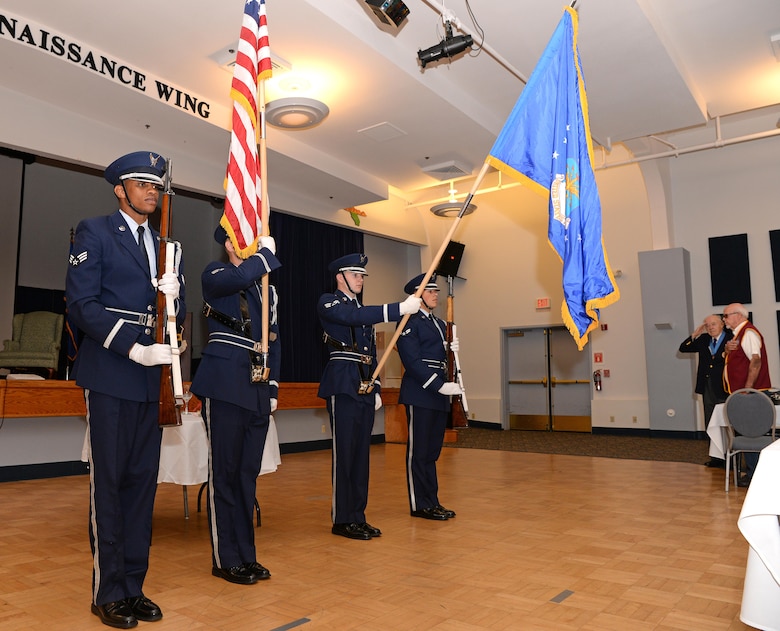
[0,443,757,631]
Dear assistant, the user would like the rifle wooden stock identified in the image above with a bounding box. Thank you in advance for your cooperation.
[446,292,469,429]
[155,178,182,427]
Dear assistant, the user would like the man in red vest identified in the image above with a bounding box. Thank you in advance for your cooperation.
[722,303,772,486]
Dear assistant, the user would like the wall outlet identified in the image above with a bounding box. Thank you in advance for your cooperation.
[609,415,615,423]
[632,416,638,423]
[321,423,326,434]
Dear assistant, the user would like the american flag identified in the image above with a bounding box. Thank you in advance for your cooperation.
[221,0,272,258]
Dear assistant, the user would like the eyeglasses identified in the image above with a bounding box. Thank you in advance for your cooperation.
[722,312,740,318]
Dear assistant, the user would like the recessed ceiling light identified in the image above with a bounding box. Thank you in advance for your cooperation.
[265,97,329,130]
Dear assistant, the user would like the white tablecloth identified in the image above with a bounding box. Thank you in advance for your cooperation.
[737,439,780,631]
[158,412,281,483]
[706,403,729,460]
[81,412,282,482]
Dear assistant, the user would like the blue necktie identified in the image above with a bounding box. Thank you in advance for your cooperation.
[709,337,717,355]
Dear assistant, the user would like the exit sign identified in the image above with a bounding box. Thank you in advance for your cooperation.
[536,297,550,310]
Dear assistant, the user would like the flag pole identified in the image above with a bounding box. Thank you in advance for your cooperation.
[366,161,491,391]
[258,78,271,375]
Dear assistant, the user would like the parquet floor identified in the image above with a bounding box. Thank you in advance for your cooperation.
[0,443,756,630]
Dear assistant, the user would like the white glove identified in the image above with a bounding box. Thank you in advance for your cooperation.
[449,337,460,352]
[128,343,173,366]
[156,271,180,298]
[438,382,462,396]
[258,236,276,255]
[270,397,278,413]
[375,393,383,411]
[399,295,422,315]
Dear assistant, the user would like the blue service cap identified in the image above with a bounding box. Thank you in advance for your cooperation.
[329,253,369,275]
[214,224,229,245]
[105,151,166,186]
[404,273,439,295]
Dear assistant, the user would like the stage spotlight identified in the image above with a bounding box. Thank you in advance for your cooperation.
[365,0,409,28]
[417,21,473,68]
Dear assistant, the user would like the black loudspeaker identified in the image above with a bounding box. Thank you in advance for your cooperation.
[769,230,780,301]
[365,0,409,28]
[708,234,751,305]
[436,241,465,278]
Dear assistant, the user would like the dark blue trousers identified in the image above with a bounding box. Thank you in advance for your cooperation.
[85,390,161,606]
[201,398,269,569]
[327,394,374,524]
[405,405,446,512]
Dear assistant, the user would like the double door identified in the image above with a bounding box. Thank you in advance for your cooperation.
[504,327,592,432]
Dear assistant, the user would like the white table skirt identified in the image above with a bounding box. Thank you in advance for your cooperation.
[737,439,780,631]
[706,403,728,460]
[81,412,282,483]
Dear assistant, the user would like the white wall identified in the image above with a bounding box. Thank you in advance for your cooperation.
[670,123,780,389]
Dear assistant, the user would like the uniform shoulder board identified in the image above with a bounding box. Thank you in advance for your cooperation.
[400,327,411,336]
[324,299,340,309]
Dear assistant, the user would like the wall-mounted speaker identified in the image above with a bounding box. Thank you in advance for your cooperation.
[436,240,465,278]
[708,234,751,305]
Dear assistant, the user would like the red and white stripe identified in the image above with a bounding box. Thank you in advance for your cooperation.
[222,0,272,258]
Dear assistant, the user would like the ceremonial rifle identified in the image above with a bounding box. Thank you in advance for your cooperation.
[155,158,184,427]
[445,275,469,428]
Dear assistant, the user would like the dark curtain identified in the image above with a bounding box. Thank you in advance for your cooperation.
[269,211,363,382]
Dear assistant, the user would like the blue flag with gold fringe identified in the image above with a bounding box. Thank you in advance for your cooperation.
[487,7,619,350]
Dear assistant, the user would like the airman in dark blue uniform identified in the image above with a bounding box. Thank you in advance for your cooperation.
[317,254,421,539]
[396,273,461,521]
[191,225,280,585]
[66,151,186,628]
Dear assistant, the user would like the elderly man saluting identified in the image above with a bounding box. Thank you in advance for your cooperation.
[679,314,732,468]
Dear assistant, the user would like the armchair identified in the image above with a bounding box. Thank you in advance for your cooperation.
[0,311,64,378]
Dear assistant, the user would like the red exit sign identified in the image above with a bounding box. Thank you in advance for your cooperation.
[536,297,550,310]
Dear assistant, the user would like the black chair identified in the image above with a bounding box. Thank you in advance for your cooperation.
[723,388,776,492]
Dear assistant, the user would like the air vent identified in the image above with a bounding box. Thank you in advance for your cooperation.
[421,159,473,180]
[210,46,291,75]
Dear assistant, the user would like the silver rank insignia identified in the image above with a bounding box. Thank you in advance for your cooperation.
[69,251,88,266]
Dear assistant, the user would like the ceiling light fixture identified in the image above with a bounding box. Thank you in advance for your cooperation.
[265,97,329,130]
[771,32,780,62]
[430,181,477,216]
[418,20,473,68]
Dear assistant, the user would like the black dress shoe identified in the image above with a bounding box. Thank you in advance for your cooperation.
[125,595,162,622]
[434,505,456,518]
[359,522,382,537]
[91,601,138,629]
[411,508,449,521]
[332,522,372,540]
[704,458,726,468]
[737,475,752,488]
[212,565,258,585]
[242,561,271,580]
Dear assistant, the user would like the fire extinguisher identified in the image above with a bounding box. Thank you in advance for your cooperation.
[593,370,602,391]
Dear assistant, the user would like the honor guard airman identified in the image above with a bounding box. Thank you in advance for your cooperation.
[66,150,186,628]
[396,273,461,521]
[191,225,280,585]
[317,254,421,539]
